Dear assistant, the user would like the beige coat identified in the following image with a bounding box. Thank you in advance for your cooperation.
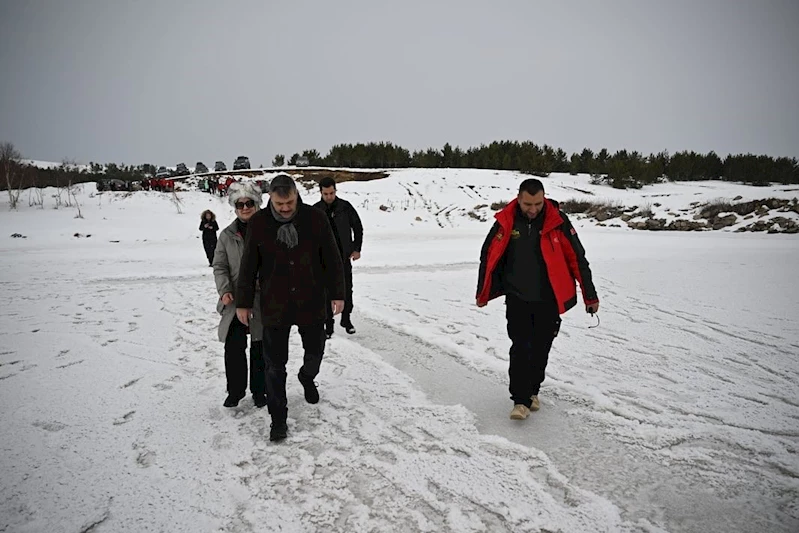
[212,220,263,342]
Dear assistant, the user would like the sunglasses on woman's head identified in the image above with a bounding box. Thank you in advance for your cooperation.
[235,200,255,209]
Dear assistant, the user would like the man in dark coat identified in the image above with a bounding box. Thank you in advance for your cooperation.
[313,176,364,337]
[476,178,599,421]
[236,175,346,442]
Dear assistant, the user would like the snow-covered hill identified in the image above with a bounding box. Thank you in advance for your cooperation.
[6,168,799,244]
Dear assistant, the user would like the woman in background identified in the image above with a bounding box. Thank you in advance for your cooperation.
[200,210,219,266]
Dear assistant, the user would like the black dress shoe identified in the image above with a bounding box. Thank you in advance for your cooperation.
[325,322,334,339]
[298,371,319,404]
[269,421,288,442]
[253,394,267,408]
[223,393,245,408]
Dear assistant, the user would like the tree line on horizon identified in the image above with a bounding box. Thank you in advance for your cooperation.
[2,140,798,192]
[277,141,799,188]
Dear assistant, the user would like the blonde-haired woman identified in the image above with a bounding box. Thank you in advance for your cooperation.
[199,210,219,266]
[213,182,266,407]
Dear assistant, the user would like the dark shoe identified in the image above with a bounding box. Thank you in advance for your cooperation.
[341,319,356,335]
[325,322,334,339]
[269,420,288,442]
[298,371,319,404]
[223,393,245,408]
[253,394,267,408]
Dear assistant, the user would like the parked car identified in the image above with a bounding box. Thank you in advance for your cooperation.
[97,178,128,192]
[296,156,310,167]
[195,162,209,174]
[155,166,170,178]
[233,156,251,170]
[175,163,190,176]
[214,161,227,172]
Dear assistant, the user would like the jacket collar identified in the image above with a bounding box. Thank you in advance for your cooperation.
[495,197,563,234]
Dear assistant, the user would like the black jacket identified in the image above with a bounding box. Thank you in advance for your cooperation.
[313,198,363,259]
[200,219,218,243]
[236,201,346,326]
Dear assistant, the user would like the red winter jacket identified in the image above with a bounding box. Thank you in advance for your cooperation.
[476,198,598,314]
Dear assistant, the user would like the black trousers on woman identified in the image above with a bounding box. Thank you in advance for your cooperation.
[225,316,265,400]
[203,237,217,266]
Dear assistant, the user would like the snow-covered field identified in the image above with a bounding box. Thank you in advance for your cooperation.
[1,169,797,533]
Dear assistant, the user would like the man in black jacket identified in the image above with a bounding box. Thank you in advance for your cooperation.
[313,177,364,338]
[236,175,345,442]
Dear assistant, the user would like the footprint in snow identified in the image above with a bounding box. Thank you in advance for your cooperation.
[113,411,136,426]
[33,420,67,432]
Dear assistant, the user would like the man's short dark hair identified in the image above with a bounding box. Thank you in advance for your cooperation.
[319,177,336,190]
[519,178,545,196]
[269,174,297,198]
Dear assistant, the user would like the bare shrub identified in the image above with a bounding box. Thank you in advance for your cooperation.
[28,187,44,208]
[637,203,653,218]
[68,182,83,218]
[171,191,184,214]
[698,198,790,219]
[559,198,625,221]
[1,142,24,209]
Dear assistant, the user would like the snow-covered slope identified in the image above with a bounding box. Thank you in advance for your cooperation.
[1,169,797,533]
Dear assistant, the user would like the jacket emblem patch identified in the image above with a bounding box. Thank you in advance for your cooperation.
[511,229,520,239]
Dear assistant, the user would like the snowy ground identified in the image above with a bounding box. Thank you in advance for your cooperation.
[1,170,798,533]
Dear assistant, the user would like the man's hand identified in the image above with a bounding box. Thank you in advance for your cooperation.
[586,303,600,314]
[350,251,361,261]
[221,292,234,306]
[331,300,345,315]
[236,308,252,326]
[476,298,487,308]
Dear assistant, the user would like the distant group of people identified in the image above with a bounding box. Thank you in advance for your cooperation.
[201,175,597,442]
[199,177,232,196]
[198,177,269,197]
[142,178,175,192]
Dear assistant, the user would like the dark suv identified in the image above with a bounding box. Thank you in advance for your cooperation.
[195,162,209,174]
[214,161,227,172]
[155,166,170,178]
[233,156,251,170]
[175,163,190,176]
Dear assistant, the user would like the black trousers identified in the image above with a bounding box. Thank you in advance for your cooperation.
[224,316,265,398]
[263,323,326,422]
[325,258,353,325]
[203,238,217,265]
[506,295,561,407]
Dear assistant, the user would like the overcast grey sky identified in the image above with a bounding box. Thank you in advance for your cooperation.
[1,0,797,166]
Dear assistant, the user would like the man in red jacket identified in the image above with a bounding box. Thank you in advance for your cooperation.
[476,178,599,421]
